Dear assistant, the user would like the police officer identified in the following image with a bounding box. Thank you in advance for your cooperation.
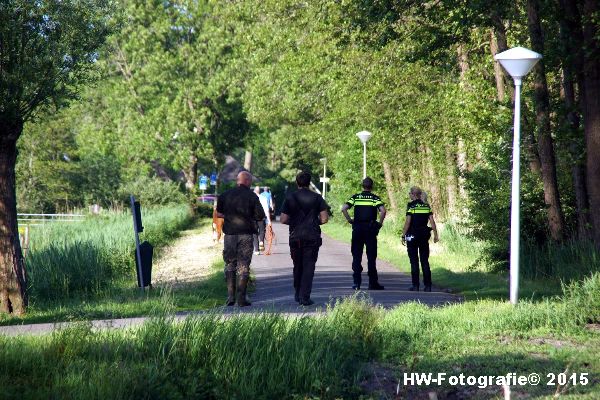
[401,186,439,292]
[280,171,329,306]
[216,171,266,306]
[341,177,386,290]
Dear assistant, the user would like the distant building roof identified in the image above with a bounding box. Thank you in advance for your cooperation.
[219,155,259,183]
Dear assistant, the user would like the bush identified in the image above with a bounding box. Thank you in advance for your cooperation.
[464,135,548,269]
[78,153,121,207]
[119,176,187,206]
[563,272,600,324]
[193,202,214,218]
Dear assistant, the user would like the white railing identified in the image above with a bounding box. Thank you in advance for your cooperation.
[17,213,85,259]
[17,213,85,226]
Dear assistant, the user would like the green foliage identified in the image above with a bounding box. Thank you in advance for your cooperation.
[16,108,82,212]
[0,300,379,399]
[464,135,549,271]
[0,0,113,120]
[118,176,187,206]
[563,272,600,324]
[78,153,122,207]
[193,202,214,218]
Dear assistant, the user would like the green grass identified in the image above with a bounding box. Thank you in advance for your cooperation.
[0,265,225,326]
[322,218,563,300]
[1,209,226,326]
[1,288,599,399]
[25,205,194,300]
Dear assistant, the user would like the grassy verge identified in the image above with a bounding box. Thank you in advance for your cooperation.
[322,218,563,300]
[0,264,225,326]
[1,208,225,326]
[1,287,598,399]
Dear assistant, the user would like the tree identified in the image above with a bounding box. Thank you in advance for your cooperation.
[527,0,566,241]
[95,0,250,190]
[581,0,600,248]
[0,0,111,314]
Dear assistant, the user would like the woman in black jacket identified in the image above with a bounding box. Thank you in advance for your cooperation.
[401,186,439,292]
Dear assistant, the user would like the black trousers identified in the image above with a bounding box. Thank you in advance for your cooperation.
[253,220,266,251]
[351,223,379,286]
[290,238,321,301]
[407,237,432,287]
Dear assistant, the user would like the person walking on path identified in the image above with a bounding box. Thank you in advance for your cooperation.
[261,187,275,215]
[217,172,266,306]
[280,171,329,306]
[341,177,387,290]
[401,186,439,292]
[253,186,271,254]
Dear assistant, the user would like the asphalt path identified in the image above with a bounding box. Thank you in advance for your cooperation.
[248,222,461,311]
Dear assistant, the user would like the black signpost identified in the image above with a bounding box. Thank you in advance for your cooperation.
[130,195,145,293]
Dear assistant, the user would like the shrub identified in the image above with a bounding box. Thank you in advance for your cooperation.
[193,202,214,218]
[119,176,187,206]
[563,272,600,324]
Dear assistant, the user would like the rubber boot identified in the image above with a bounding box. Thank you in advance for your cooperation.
[226,271,236,306]
[237,275,252,307]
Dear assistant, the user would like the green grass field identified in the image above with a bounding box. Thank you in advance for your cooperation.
[1,207,225,326]
[322,219,565,300]
[1,292,598,399]
[2,211,599,398]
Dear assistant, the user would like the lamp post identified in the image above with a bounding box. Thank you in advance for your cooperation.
[319,158,328,199]
[356,130,372,179]
[494,47,542,305]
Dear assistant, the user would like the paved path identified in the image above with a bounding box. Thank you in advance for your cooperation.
[247,222,461,313]
[0,222,460,336]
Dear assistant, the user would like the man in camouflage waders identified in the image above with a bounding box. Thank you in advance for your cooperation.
[216,171,266,306]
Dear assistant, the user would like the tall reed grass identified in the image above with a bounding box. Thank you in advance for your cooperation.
[2,279,599,400]
[25,206,192,302]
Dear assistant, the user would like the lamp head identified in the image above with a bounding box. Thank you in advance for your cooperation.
[494,47,542,80]
[356,130,372,144]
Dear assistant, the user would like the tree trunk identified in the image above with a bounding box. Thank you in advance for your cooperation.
[423,146,441,216]
[527,0,566,241]
[582,0,600,248]
[491,14,510,102]
[382,160,398,213]
[455,45,469,201]
[183,154,199,190]
[457,44,469,85]
[445,145,458,215]
[523,113,542,175]
[0,117,28,315]
[490,29,507,102]
[243,150,252,171]
[456,138,467,200]
[558,0,591,238]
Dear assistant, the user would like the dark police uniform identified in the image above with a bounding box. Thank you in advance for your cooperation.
[405,199,433,289]
[346,191,384,288]
[281,189,328,304]
[217,185,266,305]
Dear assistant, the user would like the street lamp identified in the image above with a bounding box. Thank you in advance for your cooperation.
[494,46,542,305]
[356,130,372,179]
[319,158,328,199]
